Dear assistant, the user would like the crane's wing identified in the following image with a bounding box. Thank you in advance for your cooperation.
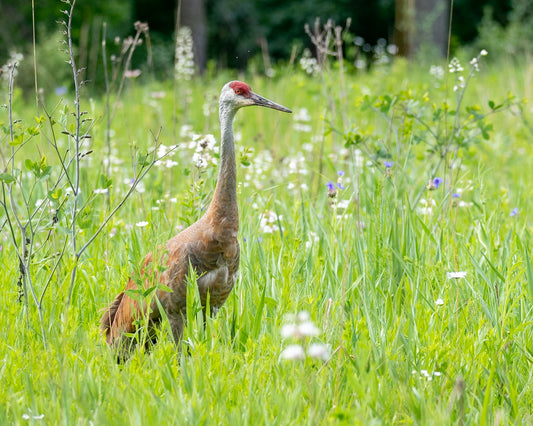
[100,251,163,357]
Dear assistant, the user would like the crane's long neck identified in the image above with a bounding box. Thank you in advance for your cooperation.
[207,104,238,228]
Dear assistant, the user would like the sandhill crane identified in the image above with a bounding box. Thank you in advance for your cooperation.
[100,81,291,360]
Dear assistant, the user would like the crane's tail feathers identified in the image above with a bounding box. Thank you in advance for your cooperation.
[100,291,125,334]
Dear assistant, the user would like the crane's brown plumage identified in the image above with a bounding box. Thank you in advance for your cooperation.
[100,81,291,360]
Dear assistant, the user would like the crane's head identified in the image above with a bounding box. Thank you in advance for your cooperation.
[220,81,292,114]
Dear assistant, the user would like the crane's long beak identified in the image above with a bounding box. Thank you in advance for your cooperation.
[250,92,292,113]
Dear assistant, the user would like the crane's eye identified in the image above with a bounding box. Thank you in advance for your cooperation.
[235,88,242,95]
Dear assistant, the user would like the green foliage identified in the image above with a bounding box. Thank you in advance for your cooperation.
[475,0,533,60]
[1,48,533,424]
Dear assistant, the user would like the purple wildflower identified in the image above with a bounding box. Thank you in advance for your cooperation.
[337,170,345,177]
[452,193,461,198]
[433,177,443,189]
[510,208,519,217]
[55,86,68,96]
[326,181,336,191]
[337,182,345,190]
[384,161,393,168]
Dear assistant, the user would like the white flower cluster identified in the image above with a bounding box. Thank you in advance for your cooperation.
[470,49,488,72]
[453,75,466,92]
[175,26,195,81]
[412,369,442,381]
[1,52,23,81]
[448,57,464,73]
[280,311,330,362]
[417,198,436,215]
[447,271,466,279]
[429,65,444,80]
[184,134,218,169]
[154,143,179,168]
[203,93,218,118]
[243,150,272,189]
[299,49,320,76]
[293,107,312,132]
[282,153,309,177]
[259,210,282,234]
[305,231,320,249]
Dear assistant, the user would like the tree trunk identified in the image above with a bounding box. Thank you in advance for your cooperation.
[394,0,449,58]
[394,0,415,57]
[179,0,207,72]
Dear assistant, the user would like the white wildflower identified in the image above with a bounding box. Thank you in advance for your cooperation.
[280,344,305,360]
[135,221,149,227]
[447,271,467,279]
[435,298,444,306]
[429,65,444,80]
[308,343,330,361]
[448,57,463,73]
[299,49,320,76]
[164,159,179,168]
[259,211,282,234]
[453,75,466,92]
[180,124,194,139]
[414,369,443,381]
[1,52,24,81]
[337,200,350,210]
[281,323,298,339]
[293,108,311,122]
[93,188,109,194]
[136,182,145,193]
[192,152,208,169]
[175,26,195,80]
[470,57,480,72]
[298,321,320,337]
[297,311,310,322]
[22,413,44,420]
[293,123,312,133]
[302,142,314,153]
[480,49,488,56]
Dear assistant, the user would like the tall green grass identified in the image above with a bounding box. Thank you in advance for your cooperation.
[1,55,533,424]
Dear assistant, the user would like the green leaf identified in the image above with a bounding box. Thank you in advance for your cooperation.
[47,188,62,201]
[157,284,173,293]
[25,159,36,171]
[143,286,157,298]
[9,134,24,146]
[125,289,144,302]
[27,126,40,136]
[0,173,16,184]
[136,152,151,167]
[488,100,495,109]
[99,174,112,189]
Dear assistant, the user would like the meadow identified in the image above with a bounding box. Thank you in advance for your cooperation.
[1,43,533,424]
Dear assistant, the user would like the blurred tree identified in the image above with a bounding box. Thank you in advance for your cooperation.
[205,0,394,68]
[394,0,448,58]
[180,0,207,72]
[0,0,521,77]
[133,0,207,72]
